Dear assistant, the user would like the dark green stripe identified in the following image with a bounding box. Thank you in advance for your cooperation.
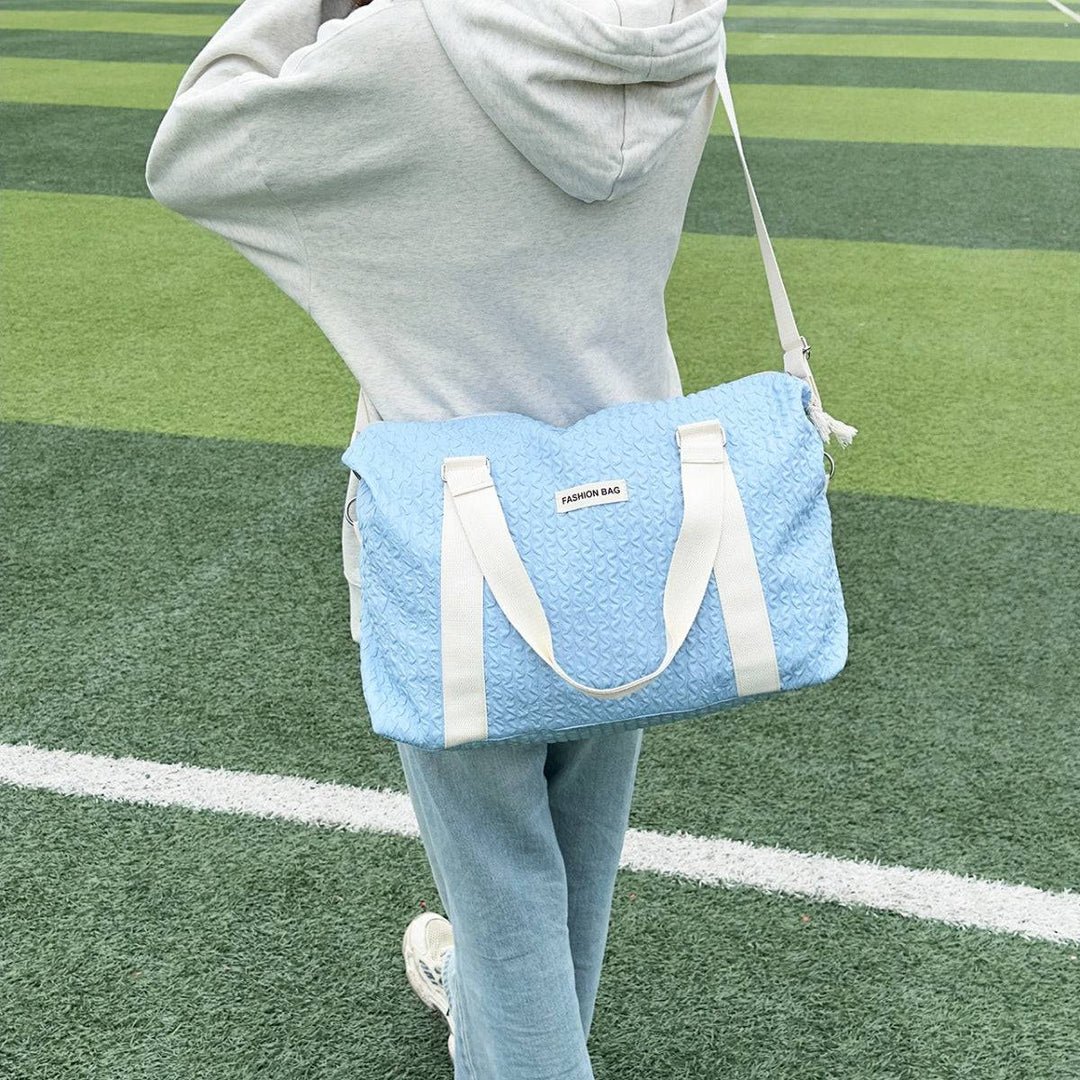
[727,16,1080,36]
[5,786,1077,1079]
[2,25,1078,69]
[0,26,208,60]
[11,0,1045,7]
[644,487,1080,894]
[0,0,236,13]
[0,421,390,789]
[2,102,159,197]
[688,135,1080,250]
[3,421,1078,892]
[0,787,453,1076]
[738,0,1049,7]
[729,53,1080,93]
[7,102,1078,250]
[2,30,1076,95]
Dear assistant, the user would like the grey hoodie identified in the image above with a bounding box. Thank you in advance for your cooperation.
[145,0,727,633]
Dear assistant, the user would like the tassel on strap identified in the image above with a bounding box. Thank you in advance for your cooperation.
[807,399,858,448]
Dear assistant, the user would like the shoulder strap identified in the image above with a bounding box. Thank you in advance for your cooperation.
[715,43,856,447]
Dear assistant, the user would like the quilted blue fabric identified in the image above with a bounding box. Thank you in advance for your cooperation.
[342,371,848,750]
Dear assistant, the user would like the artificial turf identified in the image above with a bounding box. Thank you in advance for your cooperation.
[686,138,1080,250]
[725,31,1080,59]
[9,57,1080,149]
[3,420,1077,892]
[729,4,1067,23]
[7,190,1078,513]
[712,83,1080,145]
[1,785,1077,1080]
[728,54,1080,92]
[7,102,1080,252]
[2,30,1077,92]
[0,27,212,61]
[4,25,1080,63]
[1,190,356,448]
[725,16,1080,35]
[0,10,227,33]
[2,0,1078,1073]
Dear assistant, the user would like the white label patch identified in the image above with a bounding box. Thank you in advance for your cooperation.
[555,479,629,513]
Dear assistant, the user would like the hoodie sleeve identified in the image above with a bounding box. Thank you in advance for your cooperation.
[143,0,372,312]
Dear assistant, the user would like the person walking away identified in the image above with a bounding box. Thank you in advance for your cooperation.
[145,0,729,1075]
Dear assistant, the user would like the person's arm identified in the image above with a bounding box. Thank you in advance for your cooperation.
[143,0,368,311]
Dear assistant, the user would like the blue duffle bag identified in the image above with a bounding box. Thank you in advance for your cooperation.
[341,59,856,751]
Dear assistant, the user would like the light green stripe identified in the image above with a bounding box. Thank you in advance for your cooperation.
[0,189,358,449]
[1,14,1077,57]
[728,3,1068,20]
[6,61,1079,152]
[711,83,1080,148]
[744,0,1054,5]
[87,0,233,4]
[4,189,1078,514]
[886,0,1054,4]
[669,231,1079,515]
[0,57,184,108]
[727,30,1080,60]
[0,9,221,32]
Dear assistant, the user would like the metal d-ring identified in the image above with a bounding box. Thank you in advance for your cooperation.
[345,496,358,527]
[823,451,836,482]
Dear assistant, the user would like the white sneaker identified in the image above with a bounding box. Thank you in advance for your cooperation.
[402,911,456,1060]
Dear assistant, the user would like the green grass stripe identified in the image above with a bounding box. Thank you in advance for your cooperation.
[728,3,1069,21]
[78,0,230,5]
[2,25,1077,61]
[727,28,1080,57]
[25,0,230,6]
[747,0,1052,7]
[21,0,1065,14]
[1,190,358,447]
[729,53,1080,92]
[0,8,222,32]
[4,189,1078,511]
[7,104,1079,251]
[1,57,184,108]
[0,0,236,11]
[687,136,1080,251]
[667,234,1079,512]
[2,8,1077,42]
[9,62,1078,148]
[0,0,236,12]
[2,421,1078,895]
[2,103,171,197]
[0,26,208,60]
[727,16,1080,35]
[3,29,1076,91]
[0,786,461,1077]
[4,787,1077,1079]
[712,83,1080,147]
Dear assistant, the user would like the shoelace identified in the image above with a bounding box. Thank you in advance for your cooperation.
[419,956,444,988]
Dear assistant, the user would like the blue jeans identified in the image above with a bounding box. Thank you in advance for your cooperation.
[396,726,645,1079]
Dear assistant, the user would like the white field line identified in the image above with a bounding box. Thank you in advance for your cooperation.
[1,741,1077,946]
[1043,0,1080,22]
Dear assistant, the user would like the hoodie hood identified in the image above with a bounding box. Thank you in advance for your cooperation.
[420,0,727,203]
